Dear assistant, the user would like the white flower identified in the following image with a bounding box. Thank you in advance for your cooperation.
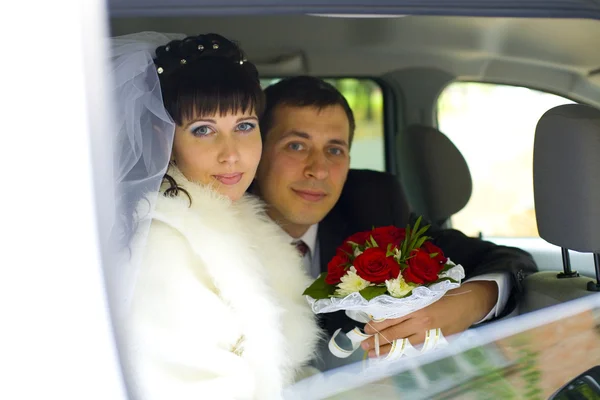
[385,275,415,298]
[335,266,370,297]
[393,247,402,262]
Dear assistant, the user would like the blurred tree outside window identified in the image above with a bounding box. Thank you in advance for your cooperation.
[437,82,575,238]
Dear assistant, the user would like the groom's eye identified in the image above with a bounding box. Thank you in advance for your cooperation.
[288,142,305,151]
[328,147,344,156]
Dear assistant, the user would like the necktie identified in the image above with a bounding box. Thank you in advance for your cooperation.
[293,240,309,257]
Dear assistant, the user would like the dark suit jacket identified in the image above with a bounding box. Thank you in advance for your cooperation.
[317,169,538,335]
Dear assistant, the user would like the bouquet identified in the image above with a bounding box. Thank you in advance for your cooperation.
[303,217,465,360]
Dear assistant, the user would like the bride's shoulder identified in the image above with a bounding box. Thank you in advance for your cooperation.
[234,192,267,216]
[234,194,290,242]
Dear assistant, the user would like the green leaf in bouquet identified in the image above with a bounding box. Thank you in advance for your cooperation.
[340,249,354,259]
[302,273,336,299]
[409,217,429,247]
[408,235,419,253]
[386,243,395,257]
[367,235,378,248]
[387,288,414,299]
[401,230,410,257]
[347,240,359,248]
[346,241,363,256]
[406,223,418,251]
[434,276,459,284]
[409,223,425,250]
[405,221,412,240]
[412,216,422,236]
[414,236,429,250]
[359,285,388,300]
[400,216,434,259]
[440,262,456,273]
[415,224,430,237]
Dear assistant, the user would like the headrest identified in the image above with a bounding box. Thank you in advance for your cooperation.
[533,104,600,253]
[396,125,472,224]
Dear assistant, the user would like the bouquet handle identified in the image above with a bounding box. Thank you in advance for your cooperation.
[328,327,448,360]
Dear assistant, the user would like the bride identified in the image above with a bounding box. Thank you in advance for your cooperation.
[109,32,320,400]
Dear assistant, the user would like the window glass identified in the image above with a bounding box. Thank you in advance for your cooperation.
[437,82,575,237]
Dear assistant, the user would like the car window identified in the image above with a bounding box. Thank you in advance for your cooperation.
[261,78,386,172]
[437,82,575,238]
[286,294,600,399]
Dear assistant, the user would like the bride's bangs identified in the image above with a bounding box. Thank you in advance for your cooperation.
[162,60,265,125]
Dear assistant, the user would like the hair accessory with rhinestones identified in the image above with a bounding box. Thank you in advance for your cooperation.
[154,33,248,77]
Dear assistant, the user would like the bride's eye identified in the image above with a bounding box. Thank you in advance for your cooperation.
[236,122,256,133]
[191,125,215,137]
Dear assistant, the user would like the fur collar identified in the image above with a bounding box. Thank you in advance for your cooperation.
[149,166,319,398]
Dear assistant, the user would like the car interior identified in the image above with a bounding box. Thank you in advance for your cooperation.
[8,2,600,400]
[97,3,600,399]
[109,11,600,316]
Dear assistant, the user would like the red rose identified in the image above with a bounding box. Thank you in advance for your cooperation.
[347,230,371,244]
[402,249,444,284]
[336,230,371,257]
[422,241,448,264]
[353,247,400,284]
[336,242,353,258]
[325,253,350,285]
[371,226,406,247]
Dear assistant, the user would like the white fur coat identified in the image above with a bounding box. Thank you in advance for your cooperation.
[124,168,321,400]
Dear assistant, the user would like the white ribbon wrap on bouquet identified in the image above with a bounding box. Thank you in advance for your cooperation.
[306,263,465,360]
[328,327,449,361]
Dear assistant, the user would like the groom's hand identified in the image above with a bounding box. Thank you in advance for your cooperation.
[361,281,498,357]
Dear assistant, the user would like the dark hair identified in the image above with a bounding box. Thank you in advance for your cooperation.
[154,33,265,200]
[260,76,356,144]
[155,33,265,125]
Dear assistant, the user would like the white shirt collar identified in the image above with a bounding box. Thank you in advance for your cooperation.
[288,223,319,257]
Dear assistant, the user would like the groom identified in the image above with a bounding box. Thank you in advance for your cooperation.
[252,76,538,364]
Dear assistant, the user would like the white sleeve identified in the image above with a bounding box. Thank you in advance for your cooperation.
[124,223,255,400]
[465,272,512,325]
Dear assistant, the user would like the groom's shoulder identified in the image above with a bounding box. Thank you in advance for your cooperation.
[344,168,398,190]
[340,169,399,209]
[329,169,410,228]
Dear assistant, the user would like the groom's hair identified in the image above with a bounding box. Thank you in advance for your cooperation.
[261,76,356,145]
